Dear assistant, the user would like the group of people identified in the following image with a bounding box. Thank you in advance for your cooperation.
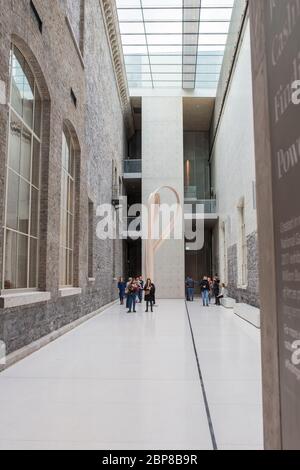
[185,274,227,307]
[117,276,156,313]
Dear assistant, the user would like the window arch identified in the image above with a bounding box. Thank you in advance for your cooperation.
[59,125,77,287]
[3,45,42,290]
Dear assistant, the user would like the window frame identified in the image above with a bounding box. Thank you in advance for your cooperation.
[59,126,76,288]
[1,45,42,294]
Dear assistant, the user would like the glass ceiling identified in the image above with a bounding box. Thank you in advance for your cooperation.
[116,0,234,92]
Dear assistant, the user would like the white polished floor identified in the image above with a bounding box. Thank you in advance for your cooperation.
[188,301,263,450]
[0,299,263,450]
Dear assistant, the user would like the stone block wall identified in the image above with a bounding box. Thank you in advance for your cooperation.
[0,0,125,355]
[227,231,260,308]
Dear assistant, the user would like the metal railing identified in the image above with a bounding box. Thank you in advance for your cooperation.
[124,159,142,174]
[186,199,217,214]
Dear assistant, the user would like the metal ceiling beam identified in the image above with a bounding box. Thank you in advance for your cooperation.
[182,0,202,89]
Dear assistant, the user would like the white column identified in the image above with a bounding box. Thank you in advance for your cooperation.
[142,96,185,299]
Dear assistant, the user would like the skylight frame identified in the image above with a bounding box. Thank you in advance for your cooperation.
[116,0,234,92]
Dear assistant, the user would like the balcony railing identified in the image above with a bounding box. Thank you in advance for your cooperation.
[124,159,142,174]
[186,199,217,214]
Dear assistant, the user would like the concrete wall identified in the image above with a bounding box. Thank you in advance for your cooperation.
[211,19,259,307]
[0,0,125,355]
[142,96,185,299]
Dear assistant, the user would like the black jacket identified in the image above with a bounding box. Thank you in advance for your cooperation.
[144,283,155,301]
[200,280,210,292]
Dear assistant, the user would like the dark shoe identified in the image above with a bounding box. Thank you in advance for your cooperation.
[145,310,148,313]
[127,311,131,313]
[133,310,137,313]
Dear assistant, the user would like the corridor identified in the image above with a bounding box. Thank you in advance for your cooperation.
[0,300,263,450]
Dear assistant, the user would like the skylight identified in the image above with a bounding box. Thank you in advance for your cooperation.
[116,0,234,92]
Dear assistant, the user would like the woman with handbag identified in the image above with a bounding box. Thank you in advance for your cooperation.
[144,278,155,313]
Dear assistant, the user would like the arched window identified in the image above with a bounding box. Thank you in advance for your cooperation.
[3,45,42,290]
[60,126,76,287]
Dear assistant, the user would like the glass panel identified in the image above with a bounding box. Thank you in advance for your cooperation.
[120,22,145,35]
[67,213,73,250]
[123,45,148,54]
[69,142,75,177]
[143,9,182,22]
[153,73,182,81]
[4,230,17,290]
[69,178,74,214]
[9,112,22,174]
[22,61,34,128]
[60,210,67,248]
[11,48,24,116]
[200,21,230,34]
[147,35,182,46]
[34,85,42,137]
[20,125,32,181]
[201,8,233,21]
[142,0,182,6]
[32,138,40,188]
[127,73,152,81]
[121,35,147,46]
[198,34,228,46]
[151,64,182,73]
[150,55,182,65]
[145,22,182,35]
[116,1,233,90]
[126,63,151,73]
[116,0,140,6]
[67,250,73,286]
[29,237,38,288]
[30,187,39,238]
[18,178,30,234]
[6,170,19,231]
[62,132,68,170]
[16,233,28,288]
[59,247,67,286]
[148,45,182,54]
[128,81,153,88]
[117,9,143,22]
[61,171,68,214]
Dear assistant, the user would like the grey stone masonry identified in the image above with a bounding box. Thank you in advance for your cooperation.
[227,231,260,308]
[0,0,125,355]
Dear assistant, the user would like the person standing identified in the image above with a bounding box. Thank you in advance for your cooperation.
[144,279,155,313]
[213,275,220,305]
[200,276,210,307]
[127,278,138,313]
[216,283,227,305]
[125,277,132,309]
[117,277,126,305]
[186,276,195,302]
[138,276,144,303]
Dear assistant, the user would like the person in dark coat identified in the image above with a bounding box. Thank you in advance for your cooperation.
[144,278,155,313]
[199,276,210,307]
[213,275,220,305]
[117,277,126,305]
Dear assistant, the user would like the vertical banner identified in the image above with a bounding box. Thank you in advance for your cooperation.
[257,0,300,449]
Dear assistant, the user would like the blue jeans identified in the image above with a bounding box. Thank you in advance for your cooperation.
[202,290,209,306]
[187,287,194,301]
[128,294,136,312]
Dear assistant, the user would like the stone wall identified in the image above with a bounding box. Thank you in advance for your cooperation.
[227,231,260,308]
[0,0,125,355]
